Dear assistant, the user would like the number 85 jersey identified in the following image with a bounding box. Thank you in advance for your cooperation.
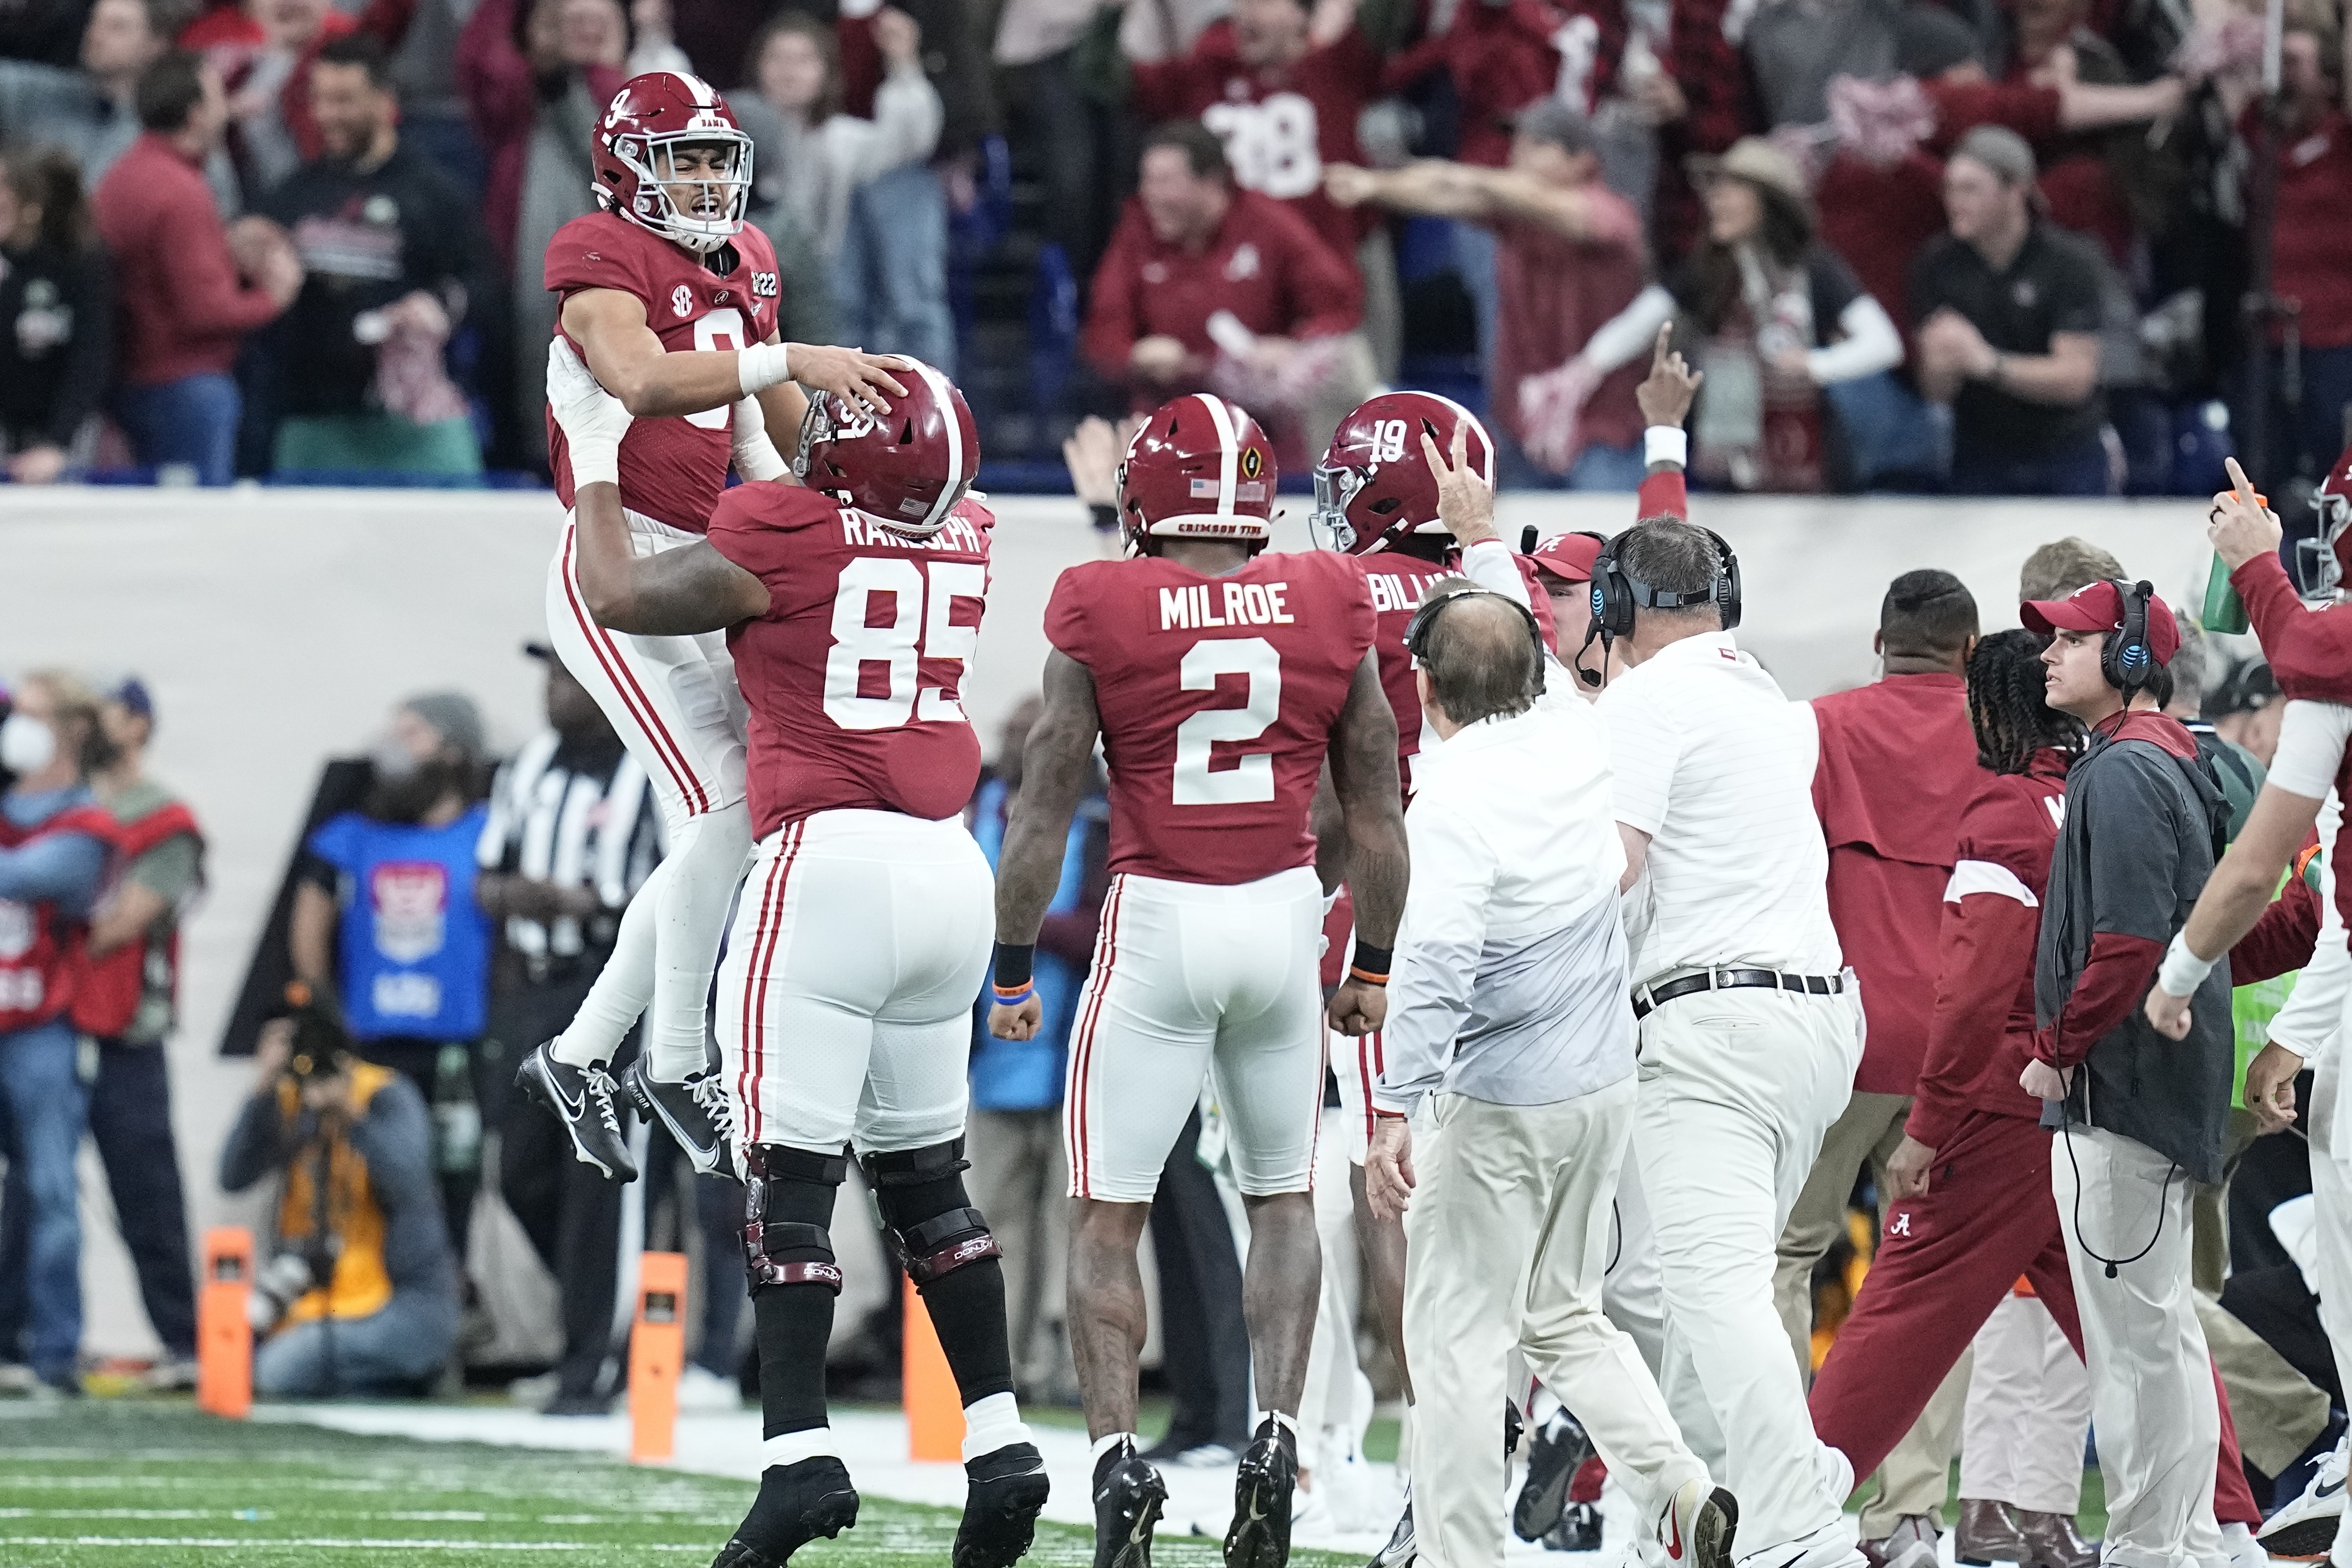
[1046,548,1377,884]
[709,483,992,839]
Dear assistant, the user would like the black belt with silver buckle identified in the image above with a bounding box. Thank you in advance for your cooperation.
[1632,968,1844,1020]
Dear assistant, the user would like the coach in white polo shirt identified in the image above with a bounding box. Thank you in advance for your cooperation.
[1592,517,1867,1568]
[1363,582,1736,1568]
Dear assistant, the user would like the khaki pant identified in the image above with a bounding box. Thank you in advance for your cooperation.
[1774,1089,1968,1533]
[964,1107,1071,1395]
[1636,985,1864,1560]
[1961,1293,2089,1517]
[1404,1076,1706,1568]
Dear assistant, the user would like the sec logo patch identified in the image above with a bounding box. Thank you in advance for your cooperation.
[671,283,693,319]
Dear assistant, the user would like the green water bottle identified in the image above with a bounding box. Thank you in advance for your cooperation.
[2202,552,2249,634]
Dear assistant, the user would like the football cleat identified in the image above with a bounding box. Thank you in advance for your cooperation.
[1513,1408,1595,1542]
[516,1042,638,1182]
[954,1441,1050,1568]
[710,1455,859,1568]
[622,1048,732,1175]
[1092,1438,1168,1568]
[1656,1476,1739,1568]
[1225,1414,1299,1568]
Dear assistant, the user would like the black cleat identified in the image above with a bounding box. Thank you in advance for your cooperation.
[1367,1489,1414,1568]
[622,1050,733,1175]
[1541,1502,1604,1553]
[1092,1438,1169,1568]
[955,1441,1051,1568]
[711,1455,860,1568]
[1513,1408,1595,1542]
[517,1042,637,1181]
[1224,1415,1299,1568]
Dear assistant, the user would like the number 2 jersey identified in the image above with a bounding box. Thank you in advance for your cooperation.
[707,484,992,839]
[1046,548,1378,886]
[544,210,782,533]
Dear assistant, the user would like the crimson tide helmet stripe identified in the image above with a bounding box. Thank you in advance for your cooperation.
[1194,392,1240,516]
[907,359,968,531]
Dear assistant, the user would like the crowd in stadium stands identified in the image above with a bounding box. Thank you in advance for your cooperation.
[0,0,2347,493]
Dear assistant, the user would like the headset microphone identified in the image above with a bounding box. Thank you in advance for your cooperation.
[1520,525,1539,554]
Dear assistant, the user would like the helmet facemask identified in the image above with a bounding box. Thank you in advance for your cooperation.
[2296,486,2352,603]
[610,130,753,253]
[1309,463,1366,552]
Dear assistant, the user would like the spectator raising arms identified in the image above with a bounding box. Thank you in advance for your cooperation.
[1326,100,1647,490]
[92,50,303,485]
[1124,0,1381,280]
[259,34,490,476]
[1565,137,1904,493]
[732,10,947,370]
[1910,126,2108,495]
[0,145,110,484]
[1087,119,1375,462]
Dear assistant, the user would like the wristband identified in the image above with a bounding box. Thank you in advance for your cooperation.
[1349,941,1392,987]
[1088,502,1119,533]
[991,983,1036,1008]
[1643,426,1687,470]
[737,340,793,397]
[571,444,621,489]
[991,941,1036,993]
[2156,930,2217,997]
[1373,1108,1406,1122]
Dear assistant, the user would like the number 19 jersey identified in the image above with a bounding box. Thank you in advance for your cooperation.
[1044,548,1377,886]
[708,484,992,839]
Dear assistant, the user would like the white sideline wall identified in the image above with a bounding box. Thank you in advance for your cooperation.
[1,485,2217,1357]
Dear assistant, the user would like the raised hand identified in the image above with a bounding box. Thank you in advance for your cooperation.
[1419,421,1498,547]
[1635,322,1703,430]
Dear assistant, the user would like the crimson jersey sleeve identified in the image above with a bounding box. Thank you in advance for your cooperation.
[709,488,991,837]
[544,212,782,532]
[1049,549,1378,884]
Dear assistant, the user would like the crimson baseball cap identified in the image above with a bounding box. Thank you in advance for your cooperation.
[2020,579,2181,666]
[1528,531,1604,586]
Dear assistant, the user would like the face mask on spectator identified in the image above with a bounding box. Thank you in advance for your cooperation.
[369,734,423,782]
[0,712,56,774]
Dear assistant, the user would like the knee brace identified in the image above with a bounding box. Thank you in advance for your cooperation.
[862,1139,1002,1286]
[743,1143,849,1293]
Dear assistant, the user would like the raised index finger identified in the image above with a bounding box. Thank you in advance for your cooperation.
[1420,430,1452,478]
[2225,455,2255,504]
[1649,320,1673,374]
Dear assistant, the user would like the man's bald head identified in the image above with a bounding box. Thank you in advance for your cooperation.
[1419,581,1538,728]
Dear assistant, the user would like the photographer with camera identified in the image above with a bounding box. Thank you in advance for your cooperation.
[219,984,459,1398]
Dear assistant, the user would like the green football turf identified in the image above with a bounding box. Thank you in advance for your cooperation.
[0,1403,1360,1568]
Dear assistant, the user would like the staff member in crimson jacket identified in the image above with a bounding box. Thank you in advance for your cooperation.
[2020,578,2237,1568]
[1771,570,1980,1568]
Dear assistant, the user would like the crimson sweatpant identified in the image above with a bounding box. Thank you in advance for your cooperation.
[1808,1109,2261,1528]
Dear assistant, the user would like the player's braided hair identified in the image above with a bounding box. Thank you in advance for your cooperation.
[1967,629,2082,775]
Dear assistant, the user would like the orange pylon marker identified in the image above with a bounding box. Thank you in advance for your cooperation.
[630,1252,689,1464]
[903,1278,964,1461]
[197,1227,253,1418]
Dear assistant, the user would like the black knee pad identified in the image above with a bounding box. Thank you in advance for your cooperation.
[861,1140,1002,1286]
[744,1143,849,1293]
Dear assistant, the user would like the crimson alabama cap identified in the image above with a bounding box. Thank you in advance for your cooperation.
[2020,579,2182,665]
[1528,531,1604,586]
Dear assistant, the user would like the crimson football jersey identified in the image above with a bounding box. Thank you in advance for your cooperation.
[1046,548,1378,884]
[1129,21,1381,263]
[545,210,783,533]
[706,484,992,838]
[1359,549,1556,797]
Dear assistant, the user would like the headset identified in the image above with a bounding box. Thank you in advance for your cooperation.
[1403,585,1548,698]
[1579,525,1742,687]
[2099,578,2157,698]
